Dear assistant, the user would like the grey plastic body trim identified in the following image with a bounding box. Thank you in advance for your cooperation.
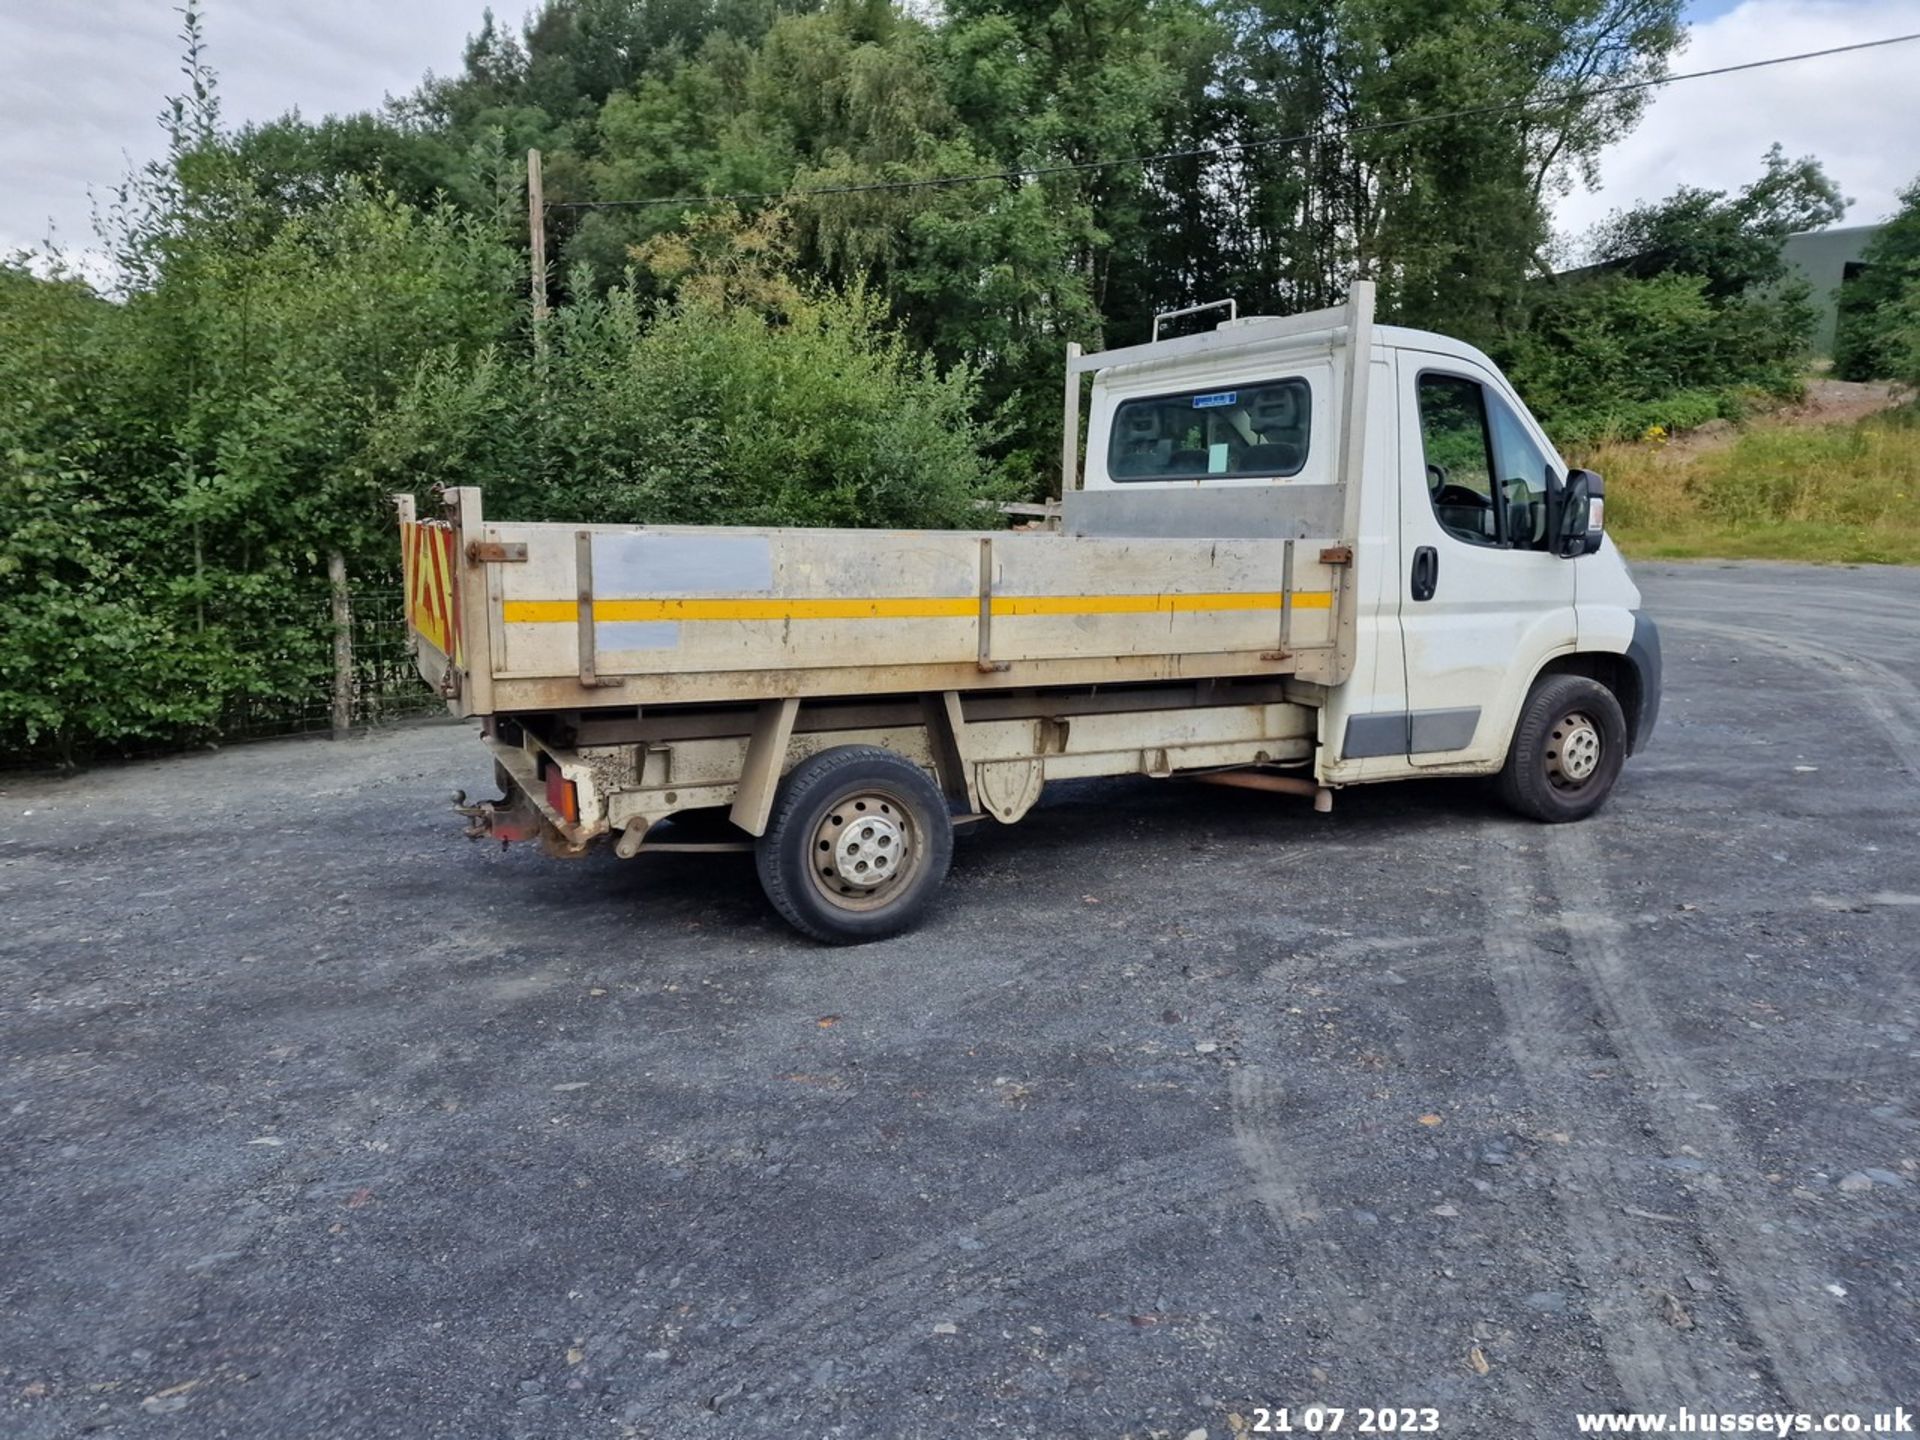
[1409,706,1481,753]
[1342,713,1407,758]
[1341,706,1482,759]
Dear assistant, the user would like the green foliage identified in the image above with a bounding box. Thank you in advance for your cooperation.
[1505,151,1841,444]
[1214,0,1684,344]
[0,182,518,760]
[1507,271,1805,444]
[404,0,1686,462]
[1588,144,1845,298]
[371,236,1013,530]
[1,10,1009,759]
[1835,177,1920,382]
[1886,277,1920,388]
[0,266,212,757]
[0,4,515,758]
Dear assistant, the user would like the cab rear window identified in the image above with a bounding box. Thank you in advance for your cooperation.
[1108,378,1310,482]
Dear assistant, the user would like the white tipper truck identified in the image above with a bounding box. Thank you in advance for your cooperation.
[397,283,1661,942]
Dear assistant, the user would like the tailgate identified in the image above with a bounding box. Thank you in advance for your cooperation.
[396,495,467,707]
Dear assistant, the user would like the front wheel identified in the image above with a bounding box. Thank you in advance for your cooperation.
[755,746,954,944]
[1496,675,1627,823]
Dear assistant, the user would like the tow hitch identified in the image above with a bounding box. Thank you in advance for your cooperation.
[452,788,544,846]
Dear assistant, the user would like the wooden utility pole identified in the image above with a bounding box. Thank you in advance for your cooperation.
[527,148,549,332]
[328,551,352,740]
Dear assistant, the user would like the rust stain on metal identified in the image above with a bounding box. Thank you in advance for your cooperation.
[1187,769,1320,800]
[466,540,528,564]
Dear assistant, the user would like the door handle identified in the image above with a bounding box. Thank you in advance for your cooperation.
[1410,545,1438,602]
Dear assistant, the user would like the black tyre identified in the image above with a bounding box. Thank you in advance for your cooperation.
[1496,674,1627,823]
[755,746,954,944]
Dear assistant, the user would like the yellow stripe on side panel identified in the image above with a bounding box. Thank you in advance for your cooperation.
[502,591,1333,625]
[503,591,1328,625]
[506,596,979,624]
[503,599,582,624]
[992,590,1330,616]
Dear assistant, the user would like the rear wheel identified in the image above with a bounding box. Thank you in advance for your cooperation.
[756,746,954,944]
[1496,674,1626,823]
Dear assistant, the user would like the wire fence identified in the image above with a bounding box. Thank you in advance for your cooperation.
[1,589,443,770]
[215,589,440,743]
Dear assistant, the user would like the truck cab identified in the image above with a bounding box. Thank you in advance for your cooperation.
[1064,295,1659,787]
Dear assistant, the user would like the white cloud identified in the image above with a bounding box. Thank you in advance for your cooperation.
[0,0,502,258]
[1555,0,1920,250]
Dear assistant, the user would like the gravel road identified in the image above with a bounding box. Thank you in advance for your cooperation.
[2,561,1916,1438]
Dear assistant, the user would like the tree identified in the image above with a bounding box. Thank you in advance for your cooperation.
[370,215,1015,532]
[1588,144,1846,297]
[1505,150,1847,440]
[1834,177,1920,382]
[1209,0,1687,343]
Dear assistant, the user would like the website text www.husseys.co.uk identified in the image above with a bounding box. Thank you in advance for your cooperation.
[1574,1409,1912,1434]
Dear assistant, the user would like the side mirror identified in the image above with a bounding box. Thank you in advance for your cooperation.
[1554,467,1605,557]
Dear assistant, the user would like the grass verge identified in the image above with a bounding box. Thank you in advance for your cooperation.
[1581,408,1920,565]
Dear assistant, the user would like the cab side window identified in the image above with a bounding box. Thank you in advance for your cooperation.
[1487,394,1555,552]
[1417,375,1499,546]
[1418,374,1560,551]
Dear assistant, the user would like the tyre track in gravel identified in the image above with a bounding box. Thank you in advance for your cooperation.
[1227,1068,1559,1433]
[1663,617,1920,779]
[1228,1068,1411,1362]
[1543,823,1884,1406]
[1227,929,1571,1435]
[611,1136,1245,1420]
[1661,616,1920,1162]
[594,931,1487,1428]
[573,944,1462,1423]
[610,1104,1386,1424]
[1477,610,1918,1409]
[1482,846,1766,1413]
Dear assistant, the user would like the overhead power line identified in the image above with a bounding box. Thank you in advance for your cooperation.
[549,31,1920,213]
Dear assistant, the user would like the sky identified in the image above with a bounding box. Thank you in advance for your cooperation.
[2,0,1917,268]
[1553,0,1920,239]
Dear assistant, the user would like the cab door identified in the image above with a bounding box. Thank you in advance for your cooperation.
[1394,353,1575,766]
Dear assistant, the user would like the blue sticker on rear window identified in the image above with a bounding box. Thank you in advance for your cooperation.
[1192,391,1237,409]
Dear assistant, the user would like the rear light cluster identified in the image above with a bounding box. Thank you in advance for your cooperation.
[543,763,579,824]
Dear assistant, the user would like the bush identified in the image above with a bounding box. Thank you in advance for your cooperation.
[1543,388,1729,448]
[1835,178,1920,382]
[4,147,1012,763]
[1505,271,1808,449]
[372,273,1014,531]
[0,184,518,759]
[1507,153,1840,449]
